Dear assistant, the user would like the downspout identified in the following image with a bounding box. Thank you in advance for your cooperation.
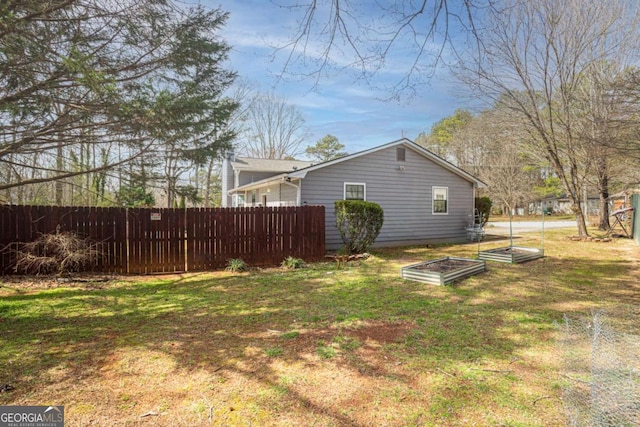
[473,183,477,210]
[282,178,301,206]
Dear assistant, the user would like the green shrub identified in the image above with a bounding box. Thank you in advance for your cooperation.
[475,196,492,226]
[334,200,384,254]
[225,258,247,272]
[281,256,304,269]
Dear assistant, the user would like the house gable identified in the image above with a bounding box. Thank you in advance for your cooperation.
[289,138,485,188]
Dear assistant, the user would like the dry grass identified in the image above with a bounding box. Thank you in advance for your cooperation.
[0,228,638,426]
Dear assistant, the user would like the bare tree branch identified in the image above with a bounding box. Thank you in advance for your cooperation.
[272,0,487,98]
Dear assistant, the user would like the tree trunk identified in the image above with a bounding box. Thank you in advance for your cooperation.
[166,178,175,208]
[55,143,64,205]
[204,158,214,208]
[550,152,590,237]
[596,158,610,231]
[569,198,589,236]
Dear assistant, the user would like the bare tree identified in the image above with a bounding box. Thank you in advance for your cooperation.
[571,62,633,229]
[458,0,640,237]
[610,69,640,162]
[240,92,308,159]
[427,106,538,213]
[477,125,537,215]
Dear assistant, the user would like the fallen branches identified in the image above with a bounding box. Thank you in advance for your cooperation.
[14,231,102,275]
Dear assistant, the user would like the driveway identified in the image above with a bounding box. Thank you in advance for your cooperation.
[486,220,577,235]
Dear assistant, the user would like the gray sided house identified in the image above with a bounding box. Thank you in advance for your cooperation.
[222,138,486,250]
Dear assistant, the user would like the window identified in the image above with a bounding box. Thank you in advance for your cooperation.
[232,194,245,207]
[433,187,448,214]
[344,183,366,200]
[396,147,406,162]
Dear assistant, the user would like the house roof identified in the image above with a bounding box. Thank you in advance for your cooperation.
[229,138,487,194]
[231,157,313,173]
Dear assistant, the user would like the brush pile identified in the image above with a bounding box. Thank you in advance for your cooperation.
[14,231,101,275]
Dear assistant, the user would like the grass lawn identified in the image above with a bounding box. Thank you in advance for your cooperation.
[1,229,638,426]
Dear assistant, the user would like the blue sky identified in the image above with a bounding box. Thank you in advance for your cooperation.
[207,0,471,154]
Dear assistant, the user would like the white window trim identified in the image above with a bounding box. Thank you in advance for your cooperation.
[432,186,448,215]
[344,182,366,201]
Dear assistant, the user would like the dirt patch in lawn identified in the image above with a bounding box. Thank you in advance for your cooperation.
[345,321,415,345]
[275,321,416,356]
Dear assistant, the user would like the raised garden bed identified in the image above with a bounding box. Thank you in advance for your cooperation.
[401,256,486,286]
[478,246,544,264]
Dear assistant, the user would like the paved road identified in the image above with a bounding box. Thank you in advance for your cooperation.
[486,220,577,235]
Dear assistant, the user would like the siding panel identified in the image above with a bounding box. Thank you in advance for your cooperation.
[238,171,279,186]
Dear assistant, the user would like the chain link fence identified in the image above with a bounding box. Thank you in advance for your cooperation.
[558,310,640,426]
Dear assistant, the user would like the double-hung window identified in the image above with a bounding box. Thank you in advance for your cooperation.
[344,183,366,200]
[432,186,448,214]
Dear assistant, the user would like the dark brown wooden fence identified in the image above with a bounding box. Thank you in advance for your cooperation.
[0,205,128,274]
[186,206,325,271]
[0,205,325,274]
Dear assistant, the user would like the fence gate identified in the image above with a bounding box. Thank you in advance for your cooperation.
[127,208,187,274]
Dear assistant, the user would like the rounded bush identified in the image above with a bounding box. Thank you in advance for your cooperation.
[334,200,384,254]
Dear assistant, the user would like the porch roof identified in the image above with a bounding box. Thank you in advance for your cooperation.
[231,157,312,173]
[228,173,293,194]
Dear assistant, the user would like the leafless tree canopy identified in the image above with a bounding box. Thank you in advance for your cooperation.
[239,92,308,159]
[274,0,488,98]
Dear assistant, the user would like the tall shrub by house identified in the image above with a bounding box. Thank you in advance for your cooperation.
[335,200,384,254]
[475,196,492,226]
